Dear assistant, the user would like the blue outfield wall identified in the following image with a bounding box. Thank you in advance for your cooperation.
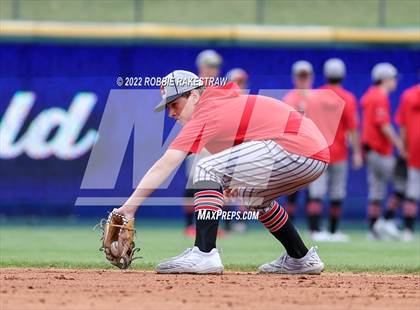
[0,41,419,219]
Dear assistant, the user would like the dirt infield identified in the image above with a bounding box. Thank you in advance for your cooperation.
[1,268,419,310]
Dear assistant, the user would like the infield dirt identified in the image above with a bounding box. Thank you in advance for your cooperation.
[1,268,419,310]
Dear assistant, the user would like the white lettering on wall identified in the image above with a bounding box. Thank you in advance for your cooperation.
[0,91,98,159]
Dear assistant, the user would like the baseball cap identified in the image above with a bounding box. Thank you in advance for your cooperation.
[324,58,346,79]
[226,68,249,82]
[292,60,313,75]
[371,63,397,82]
[196,49,222,68]
[154,70,204,112]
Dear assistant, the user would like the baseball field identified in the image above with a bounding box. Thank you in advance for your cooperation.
[1,220,419,309]
[1,1,419,309]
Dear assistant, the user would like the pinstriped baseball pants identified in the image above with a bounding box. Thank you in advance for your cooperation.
[193,140,328,209]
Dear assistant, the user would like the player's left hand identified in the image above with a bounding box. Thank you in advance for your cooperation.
[96,211,140,269]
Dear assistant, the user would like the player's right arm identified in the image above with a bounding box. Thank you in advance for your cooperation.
[380,124,406,157]
[349,129,363,169]
[347,93,363,169]
[399,127,407,149]
[116,149,187,218]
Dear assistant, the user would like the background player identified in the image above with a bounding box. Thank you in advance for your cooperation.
[306,58,363,242]
[196,49,223,85]
[360,63,406,240]
[282,60,314,226]
[226,68,249,90]
[384,83,419,241]
[183,50,223,236]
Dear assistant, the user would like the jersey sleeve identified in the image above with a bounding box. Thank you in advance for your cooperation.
[169,106,219,154]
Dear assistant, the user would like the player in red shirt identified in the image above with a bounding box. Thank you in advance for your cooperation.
[360,63,406,240]
[111,70,333,274]
[386,84,420,241]
[307,58,363,242]
[282,60,315,225]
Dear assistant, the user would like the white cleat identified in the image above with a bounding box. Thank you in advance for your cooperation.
[400,229,415,242]
[310,230,330,242]
[258,247,324,275]
[155,246,224,274]
[328,231,350,242]
[373,218,401,240]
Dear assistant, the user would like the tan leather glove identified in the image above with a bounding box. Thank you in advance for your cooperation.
[97,211,140,269]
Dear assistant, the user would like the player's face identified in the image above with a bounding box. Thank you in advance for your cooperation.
[167,98,187,125]
[167,92,199,126]
[385,77,398,92]
[293,72,313,89]
[199,65,220,79]
[233,78,248,90]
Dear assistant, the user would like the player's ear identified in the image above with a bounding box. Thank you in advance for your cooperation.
[191,89,201,103]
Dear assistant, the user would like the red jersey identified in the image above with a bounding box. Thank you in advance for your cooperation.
[396,84,420,168]
[361,86,393,156]
[170,83,330,162]
[318,84,358,163]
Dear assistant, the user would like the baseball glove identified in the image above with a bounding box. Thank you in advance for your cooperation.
[96,211,140,269]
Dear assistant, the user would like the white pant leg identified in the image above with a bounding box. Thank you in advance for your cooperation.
[406,167,420,202]
[194,140,327,209]
[328,161,348,201]
[367,151,394,201]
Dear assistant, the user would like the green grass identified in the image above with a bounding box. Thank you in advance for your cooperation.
[0,0,418,27]
[1,221,419,273]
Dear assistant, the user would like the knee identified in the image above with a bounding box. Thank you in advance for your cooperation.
[193,160,221,184]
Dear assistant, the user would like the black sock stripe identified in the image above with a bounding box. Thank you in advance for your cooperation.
[263,206,286,227]
[260,205,281,224]
[266,211,288,230]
